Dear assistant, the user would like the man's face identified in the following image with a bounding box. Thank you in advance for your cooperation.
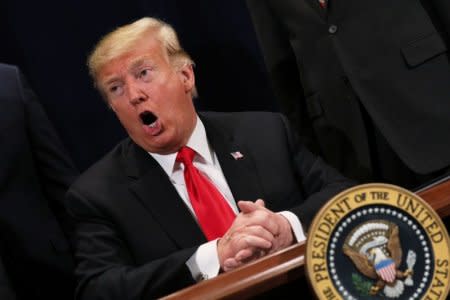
[97,35,197,154]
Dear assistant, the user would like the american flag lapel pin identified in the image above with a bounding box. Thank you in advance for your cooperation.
[230,151,244,160]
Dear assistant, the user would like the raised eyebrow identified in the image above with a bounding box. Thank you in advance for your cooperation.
[129,57,154,72]
[100,72,121,85]
[103,78,121,88]
[99,79,122,95]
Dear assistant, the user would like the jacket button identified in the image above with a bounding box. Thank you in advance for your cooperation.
[328,25,338,34]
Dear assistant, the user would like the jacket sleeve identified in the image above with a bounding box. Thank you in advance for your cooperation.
[65,188,197,300]
[280,114,357,230]
[15,68,79,229]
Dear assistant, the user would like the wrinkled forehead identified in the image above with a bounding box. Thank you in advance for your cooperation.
[94,29,168,75]
[96,36,169,80]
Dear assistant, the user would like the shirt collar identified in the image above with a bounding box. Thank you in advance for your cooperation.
[149,115,214,177]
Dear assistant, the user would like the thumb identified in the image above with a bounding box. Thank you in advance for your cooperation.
[238,199,266,213]
[255,199,265,207]
[238,200,261,213]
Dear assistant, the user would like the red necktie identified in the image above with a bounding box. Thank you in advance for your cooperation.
[318,0,327,8]
[176,146,236,241]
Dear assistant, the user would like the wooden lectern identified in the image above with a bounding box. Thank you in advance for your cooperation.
[163,178,450,300]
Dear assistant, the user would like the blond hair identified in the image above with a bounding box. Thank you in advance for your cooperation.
[87,17,197,97]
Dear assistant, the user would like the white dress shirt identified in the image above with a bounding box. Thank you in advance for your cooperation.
[149,115,306,281]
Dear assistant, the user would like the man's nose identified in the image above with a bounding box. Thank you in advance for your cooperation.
[127,82,147,106]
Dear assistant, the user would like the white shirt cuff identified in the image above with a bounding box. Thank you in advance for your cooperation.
[278,211,306,243]
[186,239,221,281]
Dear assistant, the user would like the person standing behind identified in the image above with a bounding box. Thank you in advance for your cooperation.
[0,63,78,299]
[246,0,450,189]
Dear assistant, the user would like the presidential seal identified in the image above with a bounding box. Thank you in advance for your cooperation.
[305,183,450,300]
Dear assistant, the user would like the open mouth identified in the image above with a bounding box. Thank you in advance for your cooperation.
[139,111,157,127]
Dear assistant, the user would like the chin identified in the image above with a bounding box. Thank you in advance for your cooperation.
[144,140,176,155]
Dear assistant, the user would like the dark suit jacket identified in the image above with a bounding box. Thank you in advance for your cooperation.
[246,0,450,182]
[0,63,78,299]
[65,111,354,299]
[0,254,15,300]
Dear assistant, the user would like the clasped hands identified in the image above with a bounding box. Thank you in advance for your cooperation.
[217,199,294,272]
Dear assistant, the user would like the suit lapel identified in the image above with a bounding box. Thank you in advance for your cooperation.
[124,141,206,248]
[200,114,264,205]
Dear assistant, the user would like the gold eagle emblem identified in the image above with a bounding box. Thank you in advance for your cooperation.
[343,220,416,297]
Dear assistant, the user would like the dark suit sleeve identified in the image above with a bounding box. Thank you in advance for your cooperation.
[16,69,78,227]
[246,0,319,153]
[66,188,197,300]
[280,115,356,230]
[0,253,16,300]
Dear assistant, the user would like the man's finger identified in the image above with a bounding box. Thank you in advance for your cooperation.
[223,258,243,272]
[242,225,275,243]
[238,235,272,250]
[238,199,267,213]
[234,248,254,261]
[237,200,261,213]
[238,200,269,214]
[255,199,265,207]
[233,210,280,237]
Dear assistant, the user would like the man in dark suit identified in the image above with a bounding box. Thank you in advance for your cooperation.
[246,0,450,189]
[65,17,354,299]
[0,63,78,299]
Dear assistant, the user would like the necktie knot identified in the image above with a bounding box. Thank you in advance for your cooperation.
[176,146,195,166]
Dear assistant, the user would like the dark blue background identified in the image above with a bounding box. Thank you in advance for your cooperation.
[0,0,277,171]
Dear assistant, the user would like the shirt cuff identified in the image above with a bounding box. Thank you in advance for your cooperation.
[186,239,221,281]
[278,211,306,243]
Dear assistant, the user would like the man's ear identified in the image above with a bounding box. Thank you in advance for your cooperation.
[178,64,195,93]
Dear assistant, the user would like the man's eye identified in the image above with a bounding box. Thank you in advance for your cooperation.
[109,85,123,96]
[139,69,151,81]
